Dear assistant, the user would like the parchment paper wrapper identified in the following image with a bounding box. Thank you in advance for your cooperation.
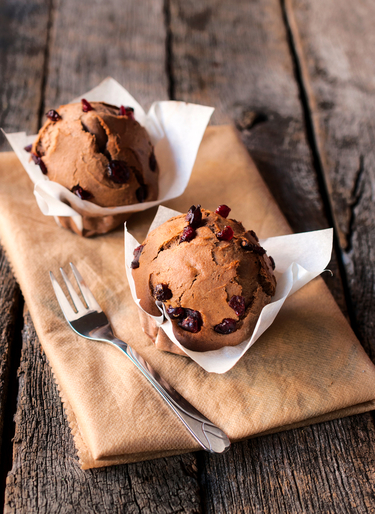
[125,207,333,373]
[1,125,375,469]
[3,77,214,236]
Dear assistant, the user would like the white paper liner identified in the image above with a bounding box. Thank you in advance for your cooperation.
[3,78,214,229]
[125,206,334,374]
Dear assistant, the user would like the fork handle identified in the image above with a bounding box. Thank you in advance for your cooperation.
[108,336,230,454]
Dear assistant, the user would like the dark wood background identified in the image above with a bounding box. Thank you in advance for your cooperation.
[1,0,374,512]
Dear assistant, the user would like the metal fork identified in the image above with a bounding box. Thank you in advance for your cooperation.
[49,263,230,454]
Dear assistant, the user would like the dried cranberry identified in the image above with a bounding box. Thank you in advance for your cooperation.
[215,205,231,218]
[180,225,196,243]
[71,185,92,200]
[81,99,93,112]
[269,255,276,270]
[107,160,130,183]
[166,306,185,319]
[249,230,259,242]
[153,283,172,301]
[241,240,266,255]
[149,150,157,172]
[136,185,148,203]
[229,296,246,317]
[178,309,202,333]
[130,244,144,269]
[214,318,237,334]
[46,109,61,121]
[39,158,48,175]
[186,205,202,229]
[39,159,47,174]
[24,144,33,153]
[119,105,135,120]
[31,153,48,175]
[217,226,234,241]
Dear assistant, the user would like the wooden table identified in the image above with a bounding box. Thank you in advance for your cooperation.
[1,0,374,512]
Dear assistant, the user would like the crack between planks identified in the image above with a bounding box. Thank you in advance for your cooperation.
[280,0,359,337]
[0,294,24,514]
[345,155,365,253]
[126,468,142,514]
[163,0,175,100]
[195,451,208,514]
[371,411,375,431]
[37,0,55,129]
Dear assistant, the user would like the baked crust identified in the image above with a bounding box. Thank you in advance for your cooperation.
[31,101,159,208]
[132,208,277,352]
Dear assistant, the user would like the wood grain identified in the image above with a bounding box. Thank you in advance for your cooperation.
[0,0,49,474]
[0,248,20,461]
[169,0,323,226]
[284,0,375,362]
[199,414,375,513]
[0,0,51,144]
[43,0,168,115]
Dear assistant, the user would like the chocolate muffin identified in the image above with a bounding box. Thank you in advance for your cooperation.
[30,100,159,208]
[131,205,277,353]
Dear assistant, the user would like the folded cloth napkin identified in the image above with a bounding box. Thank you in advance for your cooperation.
[0,125,374,469]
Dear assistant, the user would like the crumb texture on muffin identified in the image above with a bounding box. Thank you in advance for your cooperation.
[132,206,277,352]
[31,100,159,207]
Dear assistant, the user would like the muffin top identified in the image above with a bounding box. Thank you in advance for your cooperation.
[131,206,277,352]
[30,100,159,207]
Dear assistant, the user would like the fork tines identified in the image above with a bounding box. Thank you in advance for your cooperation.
[50,263,101,322]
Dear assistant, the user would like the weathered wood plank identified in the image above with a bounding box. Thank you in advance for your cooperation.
[169,0,375,512]
[0,0,49,481]
[4,311,202,514]
[0,248,20,463]
[284,0,375,362]
[199,414,375,514]
[0,0,51,142]
[43,0,169,114]
[169,0,323,226]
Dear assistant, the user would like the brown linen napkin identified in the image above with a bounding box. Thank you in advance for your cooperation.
[1,125,375,469]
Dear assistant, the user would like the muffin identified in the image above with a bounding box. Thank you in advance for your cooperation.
[131,205,277,353]
[29,99,159,235]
